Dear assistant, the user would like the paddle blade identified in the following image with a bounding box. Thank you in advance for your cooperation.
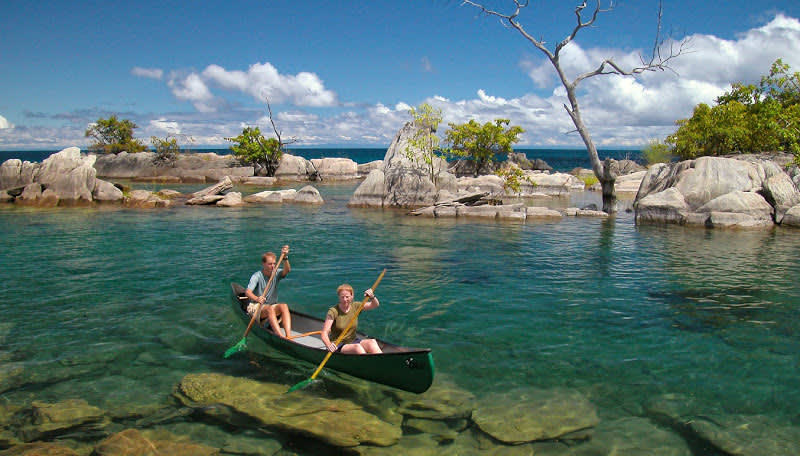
[287,378,314,393]
[224,338,247,358]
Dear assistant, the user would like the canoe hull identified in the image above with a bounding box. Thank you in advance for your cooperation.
[230,283,434,393]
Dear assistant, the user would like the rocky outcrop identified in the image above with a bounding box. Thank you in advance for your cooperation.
[94,151,252,183]
[349,121,458,208]
[634,154,800,228]
[2,147,124,206]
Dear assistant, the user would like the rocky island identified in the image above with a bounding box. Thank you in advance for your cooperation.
[2,121,800,229]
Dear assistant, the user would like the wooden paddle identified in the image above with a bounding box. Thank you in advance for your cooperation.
[287,330,322,340]
[224,251,286,358]
[287,268,386,392]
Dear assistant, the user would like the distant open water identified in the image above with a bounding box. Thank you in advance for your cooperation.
[1,147,798,454]
[0,147,643,173]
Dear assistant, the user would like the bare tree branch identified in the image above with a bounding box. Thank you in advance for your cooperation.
[463,0,690,213]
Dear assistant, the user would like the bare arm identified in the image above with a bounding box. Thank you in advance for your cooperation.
[362,288,379,311]
[245,288,265,304]
[321,318,336,352]
[280,244,291,277]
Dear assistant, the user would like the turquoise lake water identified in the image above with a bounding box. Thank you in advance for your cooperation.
[1,149,799,453]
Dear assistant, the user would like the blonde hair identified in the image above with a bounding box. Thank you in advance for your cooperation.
[336,283,354,296]
[261,252,276,263]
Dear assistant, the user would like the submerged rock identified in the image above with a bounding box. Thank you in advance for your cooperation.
[472,387,599,444]
[175,372,400,448]
[93,428,218,456]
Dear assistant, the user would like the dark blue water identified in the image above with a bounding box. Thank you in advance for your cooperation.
[0,147,642,173]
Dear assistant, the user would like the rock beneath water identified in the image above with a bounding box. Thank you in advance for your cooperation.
[686,414,800,456]
[11,399,110,442]
[0,442,80,455]
[93,428,218,456]
[472,387,599,444]
[571,417,691,456]
[395,379,476,420]
[175,372,400,448]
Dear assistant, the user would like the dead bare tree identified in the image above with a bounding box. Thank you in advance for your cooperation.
[463,0,688,213]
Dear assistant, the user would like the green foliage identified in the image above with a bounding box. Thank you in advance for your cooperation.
[151,135,181,167]
[445,119,524,177]
[405,103,445,184]
[226,126,283,176]
[641,139,674,165]
[495,162,533,195]
[579,174,599,188]
[667,59,800,162]
[85,115,147,154]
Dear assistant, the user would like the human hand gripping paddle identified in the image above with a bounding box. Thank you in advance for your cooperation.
[287,268,386,393]
[224,251,286,358]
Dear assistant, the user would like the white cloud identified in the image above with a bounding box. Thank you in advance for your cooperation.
[131,67,164,80]
[167,72,217,112]
[149,119,181,135]
[201,62,338,107]
[0,115,11,129]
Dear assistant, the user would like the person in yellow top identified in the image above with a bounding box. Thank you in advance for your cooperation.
[320,283,382,354]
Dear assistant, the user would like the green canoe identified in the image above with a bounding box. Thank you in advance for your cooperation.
[230,283,435,393]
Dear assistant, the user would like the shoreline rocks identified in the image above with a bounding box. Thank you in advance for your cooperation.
[634,154,800,229]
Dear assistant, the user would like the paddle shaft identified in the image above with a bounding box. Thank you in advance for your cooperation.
[242,251,286,339]
[310,268,386,381]
[287,330,322,340]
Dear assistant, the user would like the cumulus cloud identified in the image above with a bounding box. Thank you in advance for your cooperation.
[0,115,11,129]
[149,119,181,135]
[162,62,338,113]
[131,67,164,80]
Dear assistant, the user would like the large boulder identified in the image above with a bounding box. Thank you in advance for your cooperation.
[635,155,800,228]
[311,157,359,180]
[36,147,98,203]
[0,159,39,190]
[349,121,457,208]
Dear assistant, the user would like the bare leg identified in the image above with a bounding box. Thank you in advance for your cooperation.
[276,303,292,338]
[341,344,366,354]
[361,339,382,354]
[262,305,284,338]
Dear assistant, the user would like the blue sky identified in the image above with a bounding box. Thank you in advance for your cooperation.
[1,0,799,150]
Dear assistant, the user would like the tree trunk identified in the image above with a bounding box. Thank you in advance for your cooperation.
[563,84,618,213]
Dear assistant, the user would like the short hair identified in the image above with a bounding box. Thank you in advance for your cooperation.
[336,284,354,296]
[262,252,277,263]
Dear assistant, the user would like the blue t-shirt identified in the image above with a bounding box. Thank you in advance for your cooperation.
[247,268,284,304]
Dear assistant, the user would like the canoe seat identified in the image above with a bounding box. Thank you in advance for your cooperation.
[290,330,326,349]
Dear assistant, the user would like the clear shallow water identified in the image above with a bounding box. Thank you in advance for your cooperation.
[1,181,799,452]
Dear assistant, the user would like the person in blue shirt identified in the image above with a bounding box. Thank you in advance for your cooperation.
[244,245,292,338]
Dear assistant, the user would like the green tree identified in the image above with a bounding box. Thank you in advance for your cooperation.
[641,139,673,165]
[668,59,800,163]
[495,162,533,195]
[151,135,181,167]
[226,126,283,176]
[444,118,524,177]
[85,115,147,154]
[405,103,446,184]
